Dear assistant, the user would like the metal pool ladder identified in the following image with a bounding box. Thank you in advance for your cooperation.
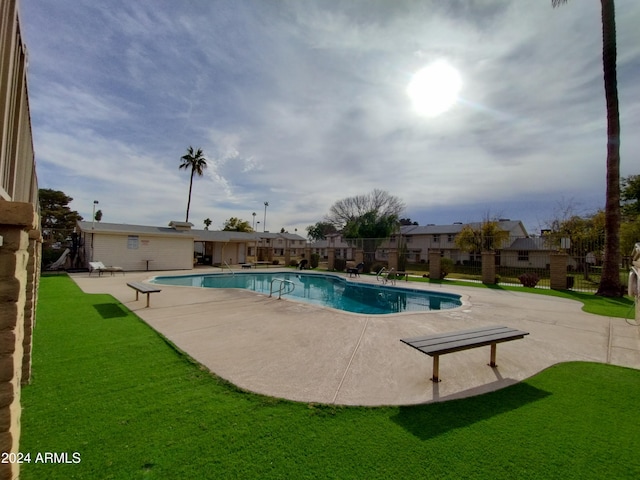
[269,278,295,299]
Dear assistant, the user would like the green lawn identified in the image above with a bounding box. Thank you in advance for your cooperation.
[399,275,636,319]
[20,275,640,479]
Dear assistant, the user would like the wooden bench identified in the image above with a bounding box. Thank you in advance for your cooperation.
[401,325,529,382]
[241,263,253,269]
[126,282,162,308]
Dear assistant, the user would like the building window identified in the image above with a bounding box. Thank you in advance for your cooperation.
[127,235,139,249]
[447,234,454,243]
[518,251,529,262]
[433,234,440,243]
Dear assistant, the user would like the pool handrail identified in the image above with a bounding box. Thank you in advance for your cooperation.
[269,278,295,299]
[222,261,234,274]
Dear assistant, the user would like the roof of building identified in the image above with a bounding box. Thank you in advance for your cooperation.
[77,221,195,238]
[77,221,307,243]
[400,219,527,236]
[504,237,554,251]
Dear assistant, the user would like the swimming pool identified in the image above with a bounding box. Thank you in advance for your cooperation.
[151,272,462,315]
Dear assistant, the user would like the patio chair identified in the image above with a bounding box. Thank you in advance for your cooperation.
[89,261,125,276]
[347,262,365,277]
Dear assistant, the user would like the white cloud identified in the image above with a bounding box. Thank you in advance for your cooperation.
[21,0,640,235]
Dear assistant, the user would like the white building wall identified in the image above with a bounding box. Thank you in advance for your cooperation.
[91,233,193,271]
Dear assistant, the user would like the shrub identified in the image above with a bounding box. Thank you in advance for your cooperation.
[440,258,454,279]
[519,273,540,288]
[310,253,320,269]
[334,258,347,271]
[272,259,280,266]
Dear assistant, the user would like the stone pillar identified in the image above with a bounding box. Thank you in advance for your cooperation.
[387,248,398,271]
[482,251,496,284]
[0,202,38,480]
[22,230,41,384]
[355,249,364,265]
[429,250,441,280]
[327,247,335,271]
[550,252,568,290]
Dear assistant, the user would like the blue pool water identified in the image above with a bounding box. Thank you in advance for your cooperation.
[151,272,462,315]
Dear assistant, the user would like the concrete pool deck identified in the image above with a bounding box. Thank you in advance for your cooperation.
[70,269,640,406]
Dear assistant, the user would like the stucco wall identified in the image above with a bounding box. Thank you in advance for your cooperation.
[90,233,193,271]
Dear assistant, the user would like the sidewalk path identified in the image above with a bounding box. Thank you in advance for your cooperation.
[70,270,640,406]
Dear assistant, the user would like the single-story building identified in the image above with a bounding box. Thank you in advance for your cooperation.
[78,220,196,271]
[77,220,309,271]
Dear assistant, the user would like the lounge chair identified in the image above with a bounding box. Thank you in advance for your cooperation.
[347,262,365,277]
[89,261,125,276]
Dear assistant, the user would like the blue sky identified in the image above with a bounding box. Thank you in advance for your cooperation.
[21,0,640,236]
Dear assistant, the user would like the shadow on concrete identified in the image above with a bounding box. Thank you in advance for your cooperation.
[391,382,551,440]
[93,303,129,319]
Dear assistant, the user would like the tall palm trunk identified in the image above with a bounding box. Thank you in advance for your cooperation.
[185,169,195,223]
[596,0,622,296]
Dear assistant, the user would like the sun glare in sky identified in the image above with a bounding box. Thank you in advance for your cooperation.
[407,60,462,117]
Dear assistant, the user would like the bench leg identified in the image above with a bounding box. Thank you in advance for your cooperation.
[431,355,441,382]
[145,293,151,308]
[489,343,497,367]
[135,291,140,301]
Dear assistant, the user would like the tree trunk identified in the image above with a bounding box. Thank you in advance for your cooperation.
[596,0,622,297]
[185,169,194,223]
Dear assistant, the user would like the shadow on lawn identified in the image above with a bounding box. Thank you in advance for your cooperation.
[93,303,129,319]
[392,382,550,440]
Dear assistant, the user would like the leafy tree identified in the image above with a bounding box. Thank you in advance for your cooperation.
[620,215,640,257]
[39,189,83,243]
[223,217,253,232]
[621,174,640,217]
[306,222,337,241]
[326,189,405,230]
[178,146,208,223]
[343,210,398,239]
[549,211,606,280]
[39,189,83,268]
[553,0,621,296]
[399,218,419,226]
[323,190,405,264]
[455,221,509,253]
[94,209,103,222]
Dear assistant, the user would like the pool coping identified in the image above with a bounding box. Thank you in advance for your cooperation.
[148,270,466,316]
[69,268,640,406]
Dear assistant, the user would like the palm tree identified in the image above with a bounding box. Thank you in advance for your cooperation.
[553,0,621,296]
[178,146,208,223]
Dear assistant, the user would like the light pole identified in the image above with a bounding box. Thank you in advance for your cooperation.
[263,202,269,232]
[252,212,256,230]
[91,200,99,229]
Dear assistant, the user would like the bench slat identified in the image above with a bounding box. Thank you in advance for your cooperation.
[401,325,529,382]
[408,332,527,356]
[403,325,511,345]
[402,326,528,356]
[127,282,161,293]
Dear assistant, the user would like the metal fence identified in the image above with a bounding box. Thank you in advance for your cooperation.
[347,233,631,293]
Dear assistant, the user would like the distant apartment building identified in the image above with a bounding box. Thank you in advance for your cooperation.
[0,1,41,478]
